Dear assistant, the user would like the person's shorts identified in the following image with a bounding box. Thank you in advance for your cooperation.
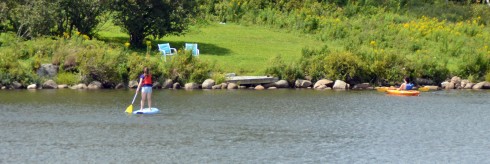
[142,86,152,93]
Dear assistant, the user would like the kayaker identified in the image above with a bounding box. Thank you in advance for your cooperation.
[398,77,414,90]
[135,67,152,111]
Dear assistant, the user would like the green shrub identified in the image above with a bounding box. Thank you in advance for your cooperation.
[211,72,226,84]
[457,53,489,80]
[8,60,40,86]
[467,74,478,83]
[126,52,145,81]
[411,55,449,84]
[485,71,490,82]
[299,47,329,82]
[56,72,80,85]
[323,51,366,82]
[0,70,11,86]
[265,55,303,85]
[0,32,18,47]
[77,46,128,88]
[162,51,213,84]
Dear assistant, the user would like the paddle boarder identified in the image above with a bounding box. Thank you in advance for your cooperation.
[136,67,152,111]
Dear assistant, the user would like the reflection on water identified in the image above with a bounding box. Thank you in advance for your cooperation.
[1,89,490,163]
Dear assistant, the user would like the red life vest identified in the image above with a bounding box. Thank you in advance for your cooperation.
[142,74,152,85]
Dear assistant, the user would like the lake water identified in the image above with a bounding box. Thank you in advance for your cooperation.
[1,89,490,163]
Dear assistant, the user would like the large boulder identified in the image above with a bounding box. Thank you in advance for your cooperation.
[315,84,326,89]
[332,80,349,90]
[255,85,265,90]
[162,79,173,89]
[463,82,475,89]
[43,80,58,89]
[313,79,334,89]
[202,79,215,89]
[185,83,199,90]
[152,82,161,89]
[227,83,238,89]
[37,64,59,77]
[173,82,181,89]
[88,81,102,89]
[70,83,87,89]
[115,83,125,89]
[57,84,68,89]
[445,82,455,90]
[128,80,138,88]
[450,76,462,89]
[212,84,222,89]
[27,84,37,89]
[274,80,289,88]
[460,80,470,89]
[473,82,490,89]
[484,82,490,89]
[295,79,312,88]
[12,81,23,89]
[265,80,289,88]
[221,83,228,89]
[441,81,450,89]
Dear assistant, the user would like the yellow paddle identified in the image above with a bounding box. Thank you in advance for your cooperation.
[125,92,138,113]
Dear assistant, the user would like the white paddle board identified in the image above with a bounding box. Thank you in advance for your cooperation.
[132,108,160,115]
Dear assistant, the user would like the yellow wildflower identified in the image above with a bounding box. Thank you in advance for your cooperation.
[370,41,376,46]
[403,23,409,28]
[63,32,69,39]
[82,35,90,40]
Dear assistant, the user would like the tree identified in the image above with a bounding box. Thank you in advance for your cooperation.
[10,0,60,39]
[0,2,7,32]
[60,0,110,38]
[3,0,109,39]
[112,0,195,48]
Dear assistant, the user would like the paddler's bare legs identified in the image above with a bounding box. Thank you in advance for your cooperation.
[147,93,151,110]
[140,92,146,110]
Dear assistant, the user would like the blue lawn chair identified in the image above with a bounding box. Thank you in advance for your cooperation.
[185,43,200,57]
[158,43,177,61]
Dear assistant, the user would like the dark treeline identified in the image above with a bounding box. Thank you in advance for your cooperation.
[0,0,195,47]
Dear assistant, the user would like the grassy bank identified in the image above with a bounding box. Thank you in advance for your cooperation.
[98,22,323,75]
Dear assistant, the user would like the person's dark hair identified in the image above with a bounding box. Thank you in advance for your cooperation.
[143,67,150,75]
[404,77,410,83]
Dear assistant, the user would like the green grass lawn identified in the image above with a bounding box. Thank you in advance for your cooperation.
[99,23,323,75]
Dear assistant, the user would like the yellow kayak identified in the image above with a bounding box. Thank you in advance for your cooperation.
[418,86,430,92]
[376,87,396,92]
[386,90,420,96]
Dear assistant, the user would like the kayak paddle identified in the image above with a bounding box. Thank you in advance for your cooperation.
[125,92,138,113]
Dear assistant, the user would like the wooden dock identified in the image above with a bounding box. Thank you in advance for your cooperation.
[226,76,278,85]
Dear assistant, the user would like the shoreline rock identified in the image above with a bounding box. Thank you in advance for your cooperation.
[43,80,58,89]
[3,75,490,91]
